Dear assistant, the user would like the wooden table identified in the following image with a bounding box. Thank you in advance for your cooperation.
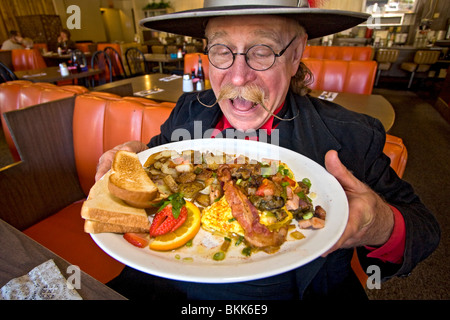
[309,90,395,132]
[143,54,183,73]
[16,66,103,86]
[94,73,186,102]
[0,219,126,300]
[94,74,395,131]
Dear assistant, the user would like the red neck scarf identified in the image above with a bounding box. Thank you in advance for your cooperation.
[211,102,285,139]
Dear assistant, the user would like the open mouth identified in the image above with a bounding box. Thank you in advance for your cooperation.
[230,98,258,112]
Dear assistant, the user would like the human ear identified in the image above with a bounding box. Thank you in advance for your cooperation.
[290,34,308,77]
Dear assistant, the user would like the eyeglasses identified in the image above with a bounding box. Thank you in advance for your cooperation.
[205,36,297,71]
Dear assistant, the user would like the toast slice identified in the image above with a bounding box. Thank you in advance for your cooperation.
[81,171,151,233]
[108,150,161,208]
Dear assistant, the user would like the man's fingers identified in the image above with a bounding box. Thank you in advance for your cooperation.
[324,150,365,193]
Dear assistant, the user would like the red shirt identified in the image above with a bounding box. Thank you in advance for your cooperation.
[211,104,406,264]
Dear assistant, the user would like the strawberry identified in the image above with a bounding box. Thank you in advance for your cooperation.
[149,204,188,237]
[123,233,149,248]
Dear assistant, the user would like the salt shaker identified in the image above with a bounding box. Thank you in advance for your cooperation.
[59,63,69,77]
[183,74,194,92]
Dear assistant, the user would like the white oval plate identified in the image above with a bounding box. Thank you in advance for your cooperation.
[91,139,348,283]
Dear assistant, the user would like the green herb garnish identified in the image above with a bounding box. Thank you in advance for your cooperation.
[153,192,186,219]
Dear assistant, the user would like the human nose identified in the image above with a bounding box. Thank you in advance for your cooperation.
[228,54,255,87]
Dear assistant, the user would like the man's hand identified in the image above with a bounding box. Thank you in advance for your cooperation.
[95,141,148,181]
[322,150,394,257]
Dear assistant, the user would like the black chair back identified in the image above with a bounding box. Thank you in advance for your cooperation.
[104,46,127,80]
[90,50,113,87]
[0,62,18,83]
[125,47,148,77]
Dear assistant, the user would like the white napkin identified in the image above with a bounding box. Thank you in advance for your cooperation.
[0,259,82,300]
[318,91,338,101]
[159,74,182,82]
[134,88,165,97]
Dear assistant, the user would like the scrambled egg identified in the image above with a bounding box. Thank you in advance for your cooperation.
[201,196,293,237]
[201,197,244,237]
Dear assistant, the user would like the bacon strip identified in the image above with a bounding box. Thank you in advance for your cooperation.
[218,165,288,248]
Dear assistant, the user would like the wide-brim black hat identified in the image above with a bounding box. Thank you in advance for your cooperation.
[140,0,370,40]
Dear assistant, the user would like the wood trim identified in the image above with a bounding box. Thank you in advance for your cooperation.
[0,97,85,230]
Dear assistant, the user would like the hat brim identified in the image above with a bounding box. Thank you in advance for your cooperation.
[140,6,370,40]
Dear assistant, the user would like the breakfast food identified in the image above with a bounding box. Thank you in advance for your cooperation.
[81,171,152,233]
[82,148,326,258]
[108,150,166,208]
[144,150,326,251]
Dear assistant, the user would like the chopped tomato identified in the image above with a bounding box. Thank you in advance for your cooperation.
[123,233,149,248]
[255,179,277,197]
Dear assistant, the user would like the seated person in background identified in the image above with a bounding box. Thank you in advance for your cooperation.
[96,0,441,300]
[56,29,76,53]
[1,30,24,50]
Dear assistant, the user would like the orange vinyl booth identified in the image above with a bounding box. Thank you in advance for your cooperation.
[184,53,209,80]
[302,58,377,95]
[75,42,94,53]
[0,81,175,283]
[303,46,373,61]
[0,81,89,161]
[11,48,47,71]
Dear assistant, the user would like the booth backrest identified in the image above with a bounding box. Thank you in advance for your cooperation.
[11,48,47,71]
[72,92,175,195]
[75,42,94,53]
[302,58,377,94]
[383,134,408,178]
[33,43,48,53]
[303,46,373,61]
[0,81,88,161]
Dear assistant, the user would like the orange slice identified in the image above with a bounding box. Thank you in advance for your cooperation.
[149,201,201,251]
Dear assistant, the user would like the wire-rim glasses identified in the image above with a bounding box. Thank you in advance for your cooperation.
[205,36,297,71]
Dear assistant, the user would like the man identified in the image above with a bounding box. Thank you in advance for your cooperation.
[98,0,440,300]
[1,30,24,50]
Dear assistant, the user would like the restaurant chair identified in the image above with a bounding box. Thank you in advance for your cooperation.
[125,47,148,77]
[91,50,113,87]
[104,46,127,80]
[11,48,47,71]
[185,44,198,53]
[375,49,399,86]
[351,133,408,287]
[0,61,18,83]
[151,45,165,54]
[400,50,440,89]
[166,45,178,54]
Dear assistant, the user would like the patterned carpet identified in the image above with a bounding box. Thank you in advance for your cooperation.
[365,87,450,300]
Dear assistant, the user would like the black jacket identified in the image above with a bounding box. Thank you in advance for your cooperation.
[131,89,440,299]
